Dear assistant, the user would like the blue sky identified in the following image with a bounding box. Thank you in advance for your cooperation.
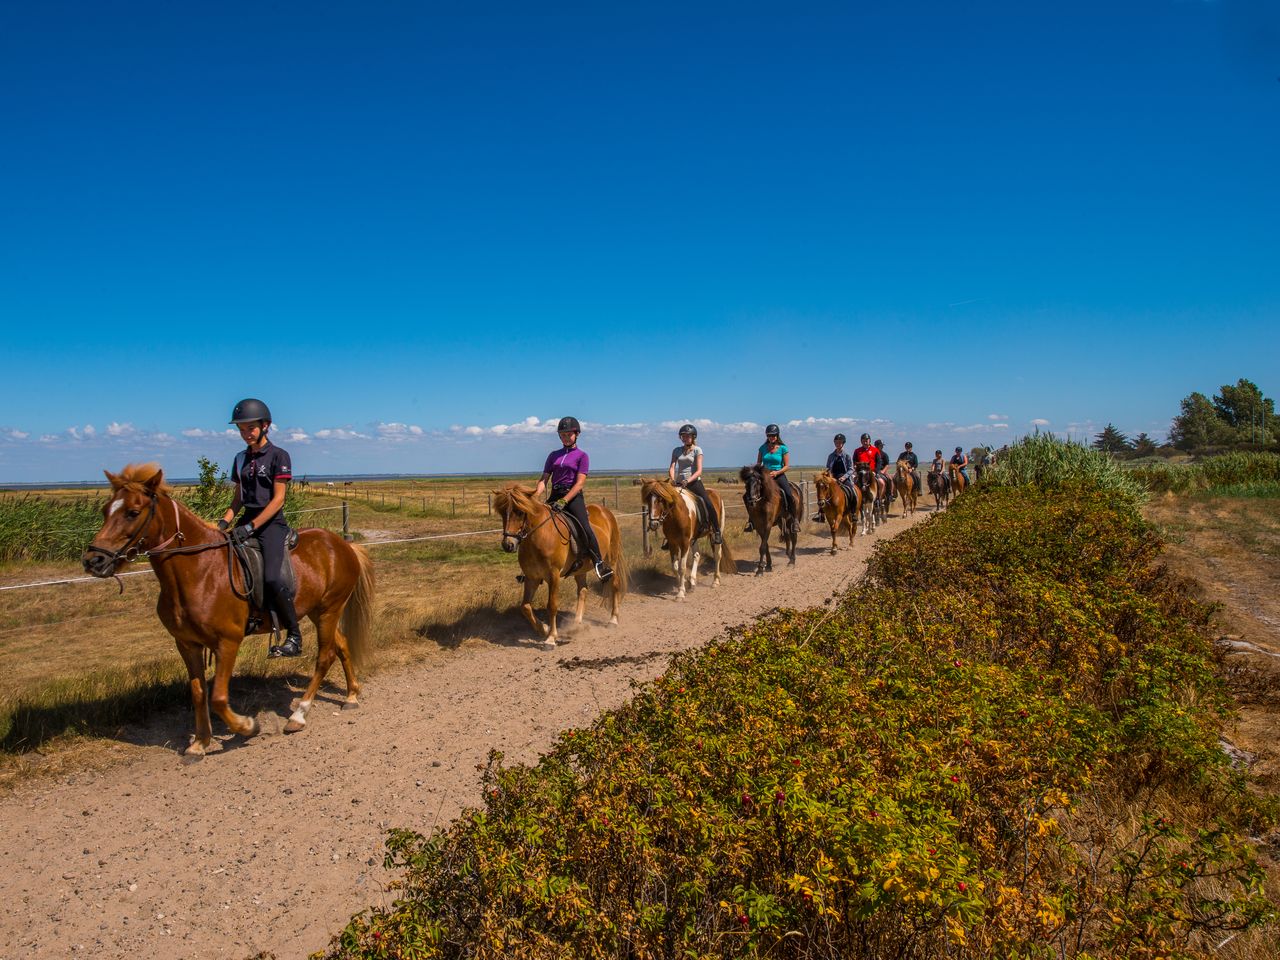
[1,0,1277,481]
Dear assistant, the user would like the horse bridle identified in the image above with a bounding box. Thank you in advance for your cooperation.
[84,491,185,568]
[500,503,566,548]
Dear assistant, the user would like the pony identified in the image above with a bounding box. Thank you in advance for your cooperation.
[949,462,968,499]
[927,467,952,510]
[739,465,803,575]
[82,464,375,756]
[812,470,858,554]
[894,459,918,517]
[493,483,626,647]
[641,478,733,598]
[852,462,880,535]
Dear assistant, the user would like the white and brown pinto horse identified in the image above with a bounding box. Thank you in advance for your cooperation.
[813,470,858,554]
[894,459,918,517]
[494,483,626,647]
[82,464,375,755]
[852,462,880,535]
[641,478,733,598]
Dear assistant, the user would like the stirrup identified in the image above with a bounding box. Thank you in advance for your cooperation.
[269,633,303,658]
[594,561,614,583]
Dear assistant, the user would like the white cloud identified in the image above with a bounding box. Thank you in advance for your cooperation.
[39,434,60,443]
[82,424,97,437]
[313,428,370,441]
[1030,418,1050,427]
[785,416,857,428]
[181,427,238,439]
[283,430,310,443]
[987,414,1008,421]
[106,421,135,437]
[1,427,29,441]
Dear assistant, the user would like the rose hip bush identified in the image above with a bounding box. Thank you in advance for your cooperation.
[320,485,1274,960]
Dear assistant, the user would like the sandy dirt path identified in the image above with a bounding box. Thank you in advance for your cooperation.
[1,508,931,960]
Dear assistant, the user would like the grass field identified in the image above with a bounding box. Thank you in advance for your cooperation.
[0,467,816,761]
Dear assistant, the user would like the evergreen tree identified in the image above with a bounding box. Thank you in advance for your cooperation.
[1092,423,1131,454]
[1169,392,1229,450]
[1131,432,1158,457]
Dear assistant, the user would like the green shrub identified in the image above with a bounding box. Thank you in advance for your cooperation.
[319,486,1273,960]
[1129,452,1280,496]
[989,433,1145,503]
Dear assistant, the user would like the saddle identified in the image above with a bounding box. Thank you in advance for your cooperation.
[551,508,589,568]
[231,529,299,630]
[681,488,711,534]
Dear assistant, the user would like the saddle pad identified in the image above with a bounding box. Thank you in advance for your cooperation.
[679,489,709,533]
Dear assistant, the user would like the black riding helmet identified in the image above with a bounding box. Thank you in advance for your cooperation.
[834,433,846,444]
[679,423,697,439]
[765,423,781,438]
[230,398,272,424]
[955,446,963,453]
[860,433,871,443]
[557,416,581,433]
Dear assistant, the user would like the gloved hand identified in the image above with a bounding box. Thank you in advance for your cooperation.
[216,519,230,532]
[231,523,255,543]
[551,500,567,512]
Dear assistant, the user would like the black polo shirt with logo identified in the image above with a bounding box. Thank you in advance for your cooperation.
[234,441,292,520]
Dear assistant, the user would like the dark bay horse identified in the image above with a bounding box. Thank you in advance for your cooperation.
[739,465,802,574]
[928,467,952,510]
[813,470,857,554]
[82,464,375,755]
[494,484,627,647]
[641,478,733,598]
[894,459,918,517]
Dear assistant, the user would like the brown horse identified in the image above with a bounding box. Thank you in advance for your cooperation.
[813,470,857,554]
[81,464,375,756]
[949,463,968,498]
[927,467,952,510]
[894,459,918,517]
[494,484,627,647]
[739,465,803,575]
[641,478,733,598]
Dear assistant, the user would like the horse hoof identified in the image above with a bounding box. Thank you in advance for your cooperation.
[542,639,557,650]
[284,718,306,733]
[608,617,619,627]
[242,718,260,738]
[184,741,207,757]
[341,700,360,711]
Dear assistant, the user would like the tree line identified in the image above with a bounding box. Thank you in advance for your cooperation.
[1091,377,1275,458]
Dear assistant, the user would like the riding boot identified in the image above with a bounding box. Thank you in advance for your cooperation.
[268,594,303,658]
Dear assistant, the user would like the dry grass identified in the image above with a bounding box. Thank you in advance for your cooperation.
[1144,494,1280,959]
[0,471,788,770]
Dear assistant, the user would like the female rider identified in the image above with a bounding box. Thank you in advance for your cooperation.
[221,398,302,658]
[756,424,796,517]
[533,416,613,582]
[815,433,854,522]
[669,424,722,545]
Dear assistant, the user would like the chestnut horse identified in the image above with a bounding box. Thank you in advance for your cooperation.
[494,484,626,647]
[949,463,968,498]
[739,465,803,575]
[894,459,918,517]
[813,470,857,554]
[641,478,733,598]
[82,464,375,756]
[927,467,952,510]
[852,462,879,535]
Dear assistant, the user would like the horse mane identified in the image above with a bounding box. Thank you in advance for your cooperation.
[814,469,833,488]
[640,477,679,506]
[739,464,780,503]
[112,462,172,496]
[493,482,540,516]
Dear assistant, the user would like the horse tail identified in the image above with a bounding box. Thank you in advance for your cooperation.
[717,532,735,573]
[607,509,628,597]
[341,545,376,669]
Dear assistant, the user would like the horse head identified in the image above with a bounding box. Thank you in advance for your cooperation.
[83,463,170,577]
[493,483,540,553]
[640,478,680,531]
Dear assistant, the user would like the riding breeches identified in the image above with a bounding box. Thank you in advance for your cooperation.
[248,518,300,634]
[773,473,796,515]
[683,479,720,533]
[550,488,603,563]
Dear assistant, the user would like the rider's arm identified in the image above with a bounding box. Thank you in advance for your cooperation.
[668,451,678,484]
[533,472,551,498]
[249,480,288,527]
[775,451,790,476]
[688,452,703,484]
[563,472,588,503]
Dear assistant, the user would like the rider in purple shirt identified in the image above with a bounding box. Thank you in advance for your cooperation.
[533,416,613,582]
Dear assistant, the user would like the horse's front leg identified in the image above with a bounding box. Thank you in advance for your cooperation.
[689,546,700,589]
[669,546,684,599]
[209,635,259,741]
[176,640,213,756]
[519,576,548,640]
[572,573,589,625]
[543,572,561,648]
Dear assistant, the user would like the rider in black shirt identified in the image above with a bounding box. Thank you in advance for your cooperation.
[896,441,921,495]
[220,398,303,658]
